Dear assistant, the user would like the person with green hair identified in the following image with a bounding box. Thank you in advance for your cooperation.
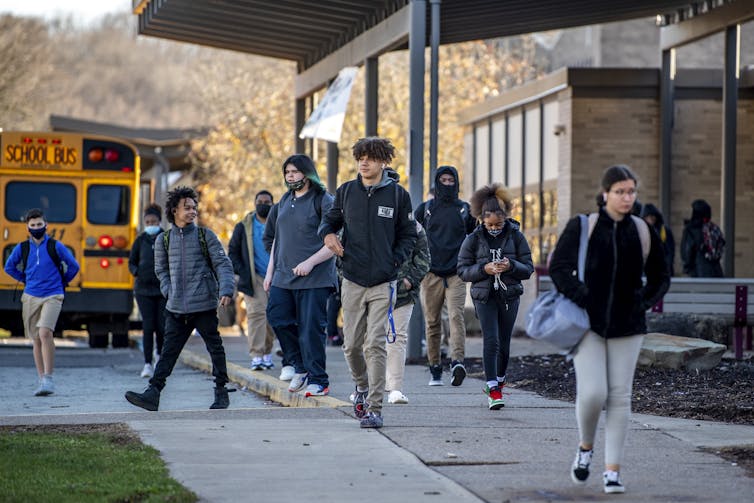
[263,154,337,397]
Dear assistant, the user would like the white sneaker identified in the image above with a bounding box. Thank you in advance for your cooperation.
[140,363,154,378]
[34,375,55,396]
[387,390,408,404]
[288,372,308,392]
[250,357,264,370]
[603,470,625,494]
[262,354,275,369]
[279,365,295,381]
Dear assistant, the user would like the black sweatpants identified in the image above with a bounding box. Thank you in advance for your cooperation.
[475,296,520,382]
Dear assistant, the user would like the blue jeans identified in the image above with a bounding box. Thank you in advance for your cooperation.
[267,286,331,386]
[475,296,520,382]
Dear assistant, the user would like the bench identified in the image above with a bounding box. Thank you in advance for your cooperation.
[536,275,754,359]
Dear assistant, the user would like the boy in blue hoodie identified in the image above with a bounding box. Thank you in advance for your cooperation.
[4,208,80,396]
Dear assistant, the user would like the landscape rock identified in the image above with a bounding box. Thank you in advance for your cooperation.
[639,332,726,371]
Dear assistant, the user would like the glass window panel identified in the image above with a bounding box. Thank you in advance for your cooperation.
[491,119,505,184]
[507,112,522,189]
[475,123,490,187]
[524,106,541,185]
[5,182,76,223]
[543,100,559,181]
[87,185,130,225]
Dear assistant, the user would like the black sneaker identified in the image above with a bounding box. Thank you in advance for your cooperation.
[210,386,230,409]
[603,470,625,494]
[428,364,443,386]
[450,360,466,386]
[352,388,368,418]
[125,386,160,411]
[359,412,383,429]
[570,447,593,484]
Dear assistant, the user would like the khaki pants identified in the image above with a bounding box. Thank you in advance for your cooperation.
[22,293,63,338]
[385,302,413,392]
[420,272,466,364]
[341,278,394,415]
[244,274,275,358]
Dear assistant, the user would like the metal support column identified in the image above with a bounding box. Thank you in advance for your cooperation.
[326,142,339,194]
[721,24,739,277]
[295,97,306,153]
[407,0,426,361]
[429,0,441,185]
[660,48,675,225]
[152,146,168,207]
[365,57,379,136]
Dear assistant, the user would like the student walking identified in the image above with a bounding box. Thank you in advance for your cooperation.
[414,166,476,387]
[125,186,235,411]
[549,165,669,494]
[457,184,533,410]
[128,203,166,378]
[263,154,336,397]
[680,199,725,278]
[228,190,278,371]
[4,208,80,396]
[320,137,417,428]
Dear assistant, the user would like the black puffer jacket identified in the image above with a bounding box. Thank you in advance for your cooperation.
[128,231,163,297]
[457,220,533,303]
[549,208,670,338]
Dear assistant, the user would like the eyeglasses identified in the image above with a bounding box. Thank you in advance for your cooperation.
[610,189,637,198]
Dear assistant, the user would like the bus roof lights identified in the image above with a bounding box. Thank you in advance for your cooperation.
[98,235,114,249]
[104,149,120,162]
[37,138,46,144]
[113,235,128,249]
[88,148,103,163]
[22,137,32,143]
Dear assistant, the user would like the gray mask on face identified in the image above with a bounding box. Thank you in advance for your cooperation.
[486,228,503,237]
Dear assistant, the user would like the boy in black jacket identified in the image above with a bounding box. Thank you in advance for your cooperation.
[319,137,416,428]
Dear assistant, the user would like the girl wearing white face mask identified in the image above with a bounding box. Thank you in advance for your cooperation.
[457,184,534,410]
[128,203,167,378]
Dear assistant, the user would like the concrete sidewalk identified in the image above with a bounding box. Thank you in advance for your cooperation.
[169,333,754,502]
[2,332,752,502]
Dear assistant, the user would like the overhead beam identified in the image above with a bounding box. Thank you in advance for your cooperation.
[294,4,410,98]
[660,0,754,50]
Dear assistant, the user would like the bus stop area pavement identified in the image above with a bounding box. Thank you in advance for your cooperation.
[1,333,753,502]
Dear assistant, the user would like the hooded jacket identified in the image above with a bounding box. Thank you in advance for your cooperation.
[414,166,476,277]
[319,170,417,288]
[228,211,272,296]
[395,222,431,309]
[154,223,235,314]
[128,230,164,296]
[549,208,670,338]
[640,203,675,276]
[680,199,723,278]
[457,219,533,303]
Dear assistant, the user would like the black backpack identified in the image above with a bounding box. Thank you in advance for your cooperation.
[162,227,216,280]
[19,238,69,287]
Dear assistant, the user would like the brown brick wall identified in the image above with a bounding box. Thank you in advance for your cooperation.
[567,97,660,218]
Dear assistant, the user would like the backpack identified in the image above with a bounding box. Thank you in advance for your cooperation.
[163,227,216,279]
[587,213,650,264]
[701,221,725,261]
[423,198,471,227]
[19,238,69,287]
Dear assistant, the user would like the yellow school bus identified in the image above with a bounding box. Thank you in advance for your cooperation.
[0,131,140,347]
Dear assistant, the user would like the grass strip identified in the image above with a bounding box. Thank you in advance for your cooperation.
[0,423,197,503]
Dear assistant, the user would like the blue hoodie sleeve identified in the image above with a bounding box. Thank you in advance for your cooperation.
[56,241,80,284]
[3,244,24,283]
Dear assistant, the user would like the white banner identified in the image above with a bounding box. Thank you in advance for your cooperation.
[299,66,358,143]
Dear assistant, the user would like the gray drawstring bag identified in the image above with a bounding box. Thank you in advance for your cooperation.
[526,214,590,350]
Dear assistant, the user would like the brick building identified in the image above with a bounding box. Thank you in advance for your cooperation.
[459,66,754,276]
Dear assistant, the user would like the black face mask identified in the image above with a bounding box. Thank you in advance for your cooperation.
[256,203,271,218]
[28,226,47,239]
[435,182,456,201]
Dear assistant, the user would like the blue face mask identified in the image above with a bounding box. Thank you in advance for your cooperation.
[144,226,161,236]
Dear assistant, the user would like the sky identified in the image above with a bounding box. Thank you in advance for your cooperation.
[0,0,131,25]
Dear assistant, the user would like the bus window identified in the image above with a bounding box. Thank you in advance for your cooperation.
[4,182,76,223]
[87,185,130,225]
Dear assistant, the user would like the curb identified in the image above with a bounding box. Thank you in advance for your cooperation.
[179,349,351,409]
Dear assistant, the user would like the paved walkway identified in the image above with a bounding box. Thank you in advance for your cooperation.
[2,333,753,502]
